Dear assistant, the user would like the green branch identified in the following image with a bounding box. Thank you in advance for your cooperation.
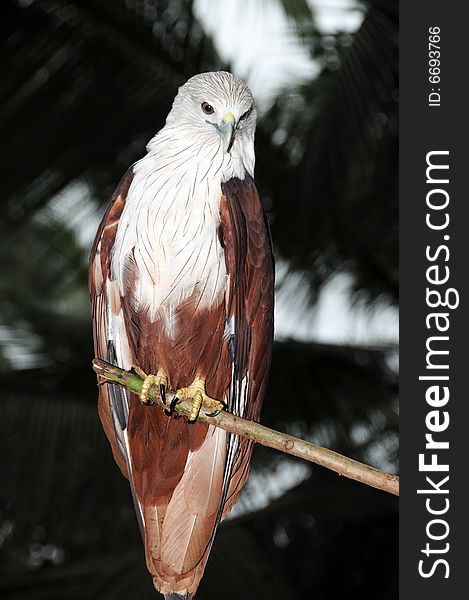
[92,358,399,497]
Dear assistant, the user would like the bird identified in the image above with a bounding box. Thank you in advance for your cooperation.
[89,71,274,599]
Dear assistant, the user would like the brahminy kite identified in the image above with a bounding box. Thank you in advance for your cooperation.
[89,71,274,598]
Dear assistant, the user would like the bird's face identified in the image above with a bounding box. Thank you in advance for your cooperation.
[199,97,255,154]
[167,71,257,156]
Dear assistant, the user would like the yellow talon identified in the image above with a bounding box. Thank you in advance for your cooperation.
[135,367,168,406]
[189,391,203,422]
[175,375,225,423]
[140,374,155,405]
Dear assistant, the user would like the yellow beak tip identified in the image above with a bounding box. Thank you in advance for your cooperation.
[222,112,236,125]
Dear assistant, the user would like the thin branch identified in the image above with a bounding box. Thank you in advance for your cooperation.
[92,358,399,497]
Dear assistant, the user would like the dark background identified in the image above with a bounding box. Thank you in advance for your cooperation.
[0,1,398,598]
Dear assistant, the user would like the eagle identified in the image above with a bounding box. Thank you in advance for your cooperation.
[89,71,274,598]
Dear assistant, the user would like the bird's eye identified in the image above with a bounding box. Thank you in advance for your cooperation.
[201,102,214,115]
[240,107,252,121]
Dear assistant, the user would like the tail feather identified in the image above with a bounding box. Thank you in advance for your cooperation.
[164,594,193,600]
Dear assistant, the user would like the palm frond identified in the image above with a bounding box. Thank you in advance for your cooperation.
[258,0,398,301]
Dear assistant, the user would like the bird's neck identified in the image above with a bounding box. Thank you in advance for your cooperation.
[143,124,255,182]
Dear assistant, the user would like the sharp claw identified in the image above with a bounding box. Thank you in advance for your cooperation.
[160,384,166,405]
[140,394,155,406]
[170,395,179,413]
[205,409,222,417]
[165,395,179,416]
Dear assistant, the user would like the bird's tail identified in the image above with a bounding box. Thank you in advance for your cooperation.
[164,594,193,600]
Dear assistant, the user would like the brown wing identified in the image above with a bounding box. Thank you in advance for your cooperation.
[89,169,135,480]
[219,175,275,514]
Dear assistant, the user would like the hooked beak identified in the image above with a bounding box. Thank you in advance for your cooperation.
[219,112,236,153]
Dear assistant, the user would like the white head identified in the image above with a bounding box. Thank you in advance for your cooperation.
[149,71,257,179]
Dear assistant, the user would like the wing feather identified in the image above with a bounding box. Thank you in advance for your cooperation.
[218,175,274,514]
[89,169,143,521]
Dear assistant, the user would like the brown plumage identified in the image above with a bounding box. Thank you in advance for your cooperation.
[89,72,274,598]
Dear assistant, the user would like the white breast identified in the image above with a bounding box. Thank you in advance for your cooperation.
[111,132,244,332]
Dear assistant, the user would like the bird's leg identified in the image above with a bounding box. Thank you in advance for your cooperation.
[133,366,168,406]
[173,375,226,423]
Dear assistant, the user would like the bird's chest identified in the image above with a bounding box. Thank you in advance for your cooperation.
[112,170,227,324]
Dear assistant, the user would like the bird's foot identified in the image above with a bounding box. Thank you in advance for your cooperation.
[134,366,168,406]
[173,375,225,423]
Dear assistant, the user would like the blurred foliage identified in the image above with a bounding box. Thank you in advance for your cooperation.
[0,0,398,598]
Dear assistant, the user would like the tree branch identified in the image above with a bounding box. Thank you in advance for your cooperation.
[92,358,399,497]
